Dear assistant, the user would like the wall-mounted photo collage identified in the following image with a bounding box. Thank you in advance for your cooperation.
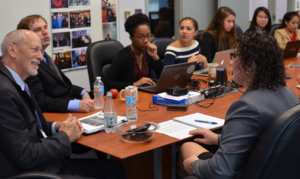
[101,0,117,41]
[50,0,91,70]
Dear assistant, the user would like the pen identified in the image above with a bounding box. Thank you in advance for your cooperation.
[194,120,217,125]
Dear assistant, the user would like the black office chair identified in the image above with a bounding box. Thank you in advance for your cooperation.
[194,30,204,41]
[236,103,300,179]
[270,23,281,36]
[6,171,61,179]
[86,40,123,94]
[235,24,243,36]
[152,37,174,61]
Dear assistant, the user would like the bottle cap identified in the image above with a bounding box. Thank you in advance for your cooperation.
[96,76,101,80]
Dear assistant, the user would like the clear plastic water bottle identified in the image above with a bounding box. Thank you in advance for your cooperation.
[94,76,104,109]
[125,86,138,121]
[104,92,117,133]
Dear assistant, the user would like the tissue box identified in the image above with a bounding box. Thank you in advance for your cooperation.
[153,91,204,106]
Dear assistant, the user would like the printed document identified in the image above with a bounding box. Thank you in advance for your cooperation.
[156,113,224,139]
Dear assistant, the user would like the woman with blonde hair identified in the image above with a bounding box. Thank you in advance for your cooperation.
[200,6,237,63]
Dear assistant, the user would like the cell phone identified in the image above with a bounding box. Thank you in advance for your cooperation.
[126,123,151,133]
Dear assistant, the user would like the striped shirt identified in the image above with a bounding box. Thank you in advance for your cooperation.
[164,41,200,66]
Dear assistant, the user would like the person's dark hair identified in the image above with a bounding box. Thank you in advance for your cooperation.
[200,6,237,51]
[17,15,47,30]
[237,32,286,89]
[124,13,150,37]
[179,17,198,31]
[279,11,299,28]
[249,7,272,33]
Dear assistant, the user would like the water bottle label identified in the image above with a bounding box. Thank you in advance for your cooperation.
[94,86,104,94]
[105,116,117,128]
[126,96,136,104]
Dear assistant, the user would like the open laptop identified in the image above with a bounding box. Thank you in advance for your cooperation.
[193,49,234,76]
[138,62,197,93]
[283,40,300,59]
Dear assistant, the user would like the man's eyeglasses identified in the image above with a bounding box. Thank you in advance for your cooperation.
[134,34,151,41]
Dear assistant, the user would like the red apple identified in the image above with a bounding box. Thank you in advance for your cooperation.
[110,89,119,99]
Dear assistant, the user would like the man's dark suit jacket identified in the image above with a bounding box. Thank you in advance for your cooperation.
[0,61,71,177]
[25,53,84,112]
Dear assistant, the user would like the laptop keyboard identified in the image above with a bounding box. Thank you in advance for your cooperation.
[139,85,157,91]
[193,69,208,76]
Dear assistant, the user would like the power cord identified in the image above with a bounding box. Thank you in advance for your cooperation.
[137,101,159,112]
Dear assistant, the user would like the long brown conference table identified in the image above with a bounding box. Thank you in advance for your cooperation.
[44,57,300,179]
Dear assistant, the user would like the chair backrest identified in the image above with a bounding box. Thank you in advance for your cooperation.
[236,103,300,179]
[270,23,281,36]
[152,38,174,60]
[235,24,243,36]
[86,40,123,94]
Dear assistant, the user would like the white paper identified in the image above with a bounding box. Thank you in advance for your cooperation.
[79,111,126,134]
[156,120,196,139]
[156,113,224,139]
[173,113,224,129]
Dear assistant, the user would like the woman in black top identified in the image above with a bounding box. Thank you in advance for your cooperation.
[199,6,237,63]
[104,14,163,91]
[245,7,272,35]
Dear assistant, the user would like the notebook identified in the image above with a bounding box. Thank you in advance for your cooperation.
[156,112,224,139]
[283,40,300,59]
[193,49,234,76]
[173,112,224,129]
[138,62,197,93]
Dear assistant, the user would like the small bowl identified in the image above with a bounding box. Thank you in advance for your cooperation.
[115,121,159,143]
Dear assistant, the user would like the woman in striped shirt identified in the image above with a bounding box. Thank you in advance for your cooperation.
[164,17,207,68]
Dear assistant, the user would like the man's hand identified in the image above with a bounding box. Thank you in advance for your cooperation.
[79,99,94,112]
[189,128,219,145]
[133,77,155,86]
[82,92,91,100]
[56,114,83,142]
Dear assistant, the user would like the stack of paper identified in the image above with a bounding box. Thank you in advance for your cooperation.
[153,91,204,106]
[79,111,126,135]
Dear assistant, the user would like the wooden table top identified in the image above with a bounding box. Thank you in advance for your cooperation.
[44,57,300,160]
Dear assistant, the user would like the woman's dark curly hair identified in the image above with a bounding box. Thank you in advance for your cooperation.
[124,13,150,37]
[237,32,286,89]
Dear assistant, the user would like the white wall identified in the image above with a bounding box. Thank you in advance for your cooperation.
[117,0,146,47]
[0,0,52,56]
[275,0,287,23]
[218,0,250,31]
[174,0,216,39]
[249,0,268,20]
[181,0,216,30]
